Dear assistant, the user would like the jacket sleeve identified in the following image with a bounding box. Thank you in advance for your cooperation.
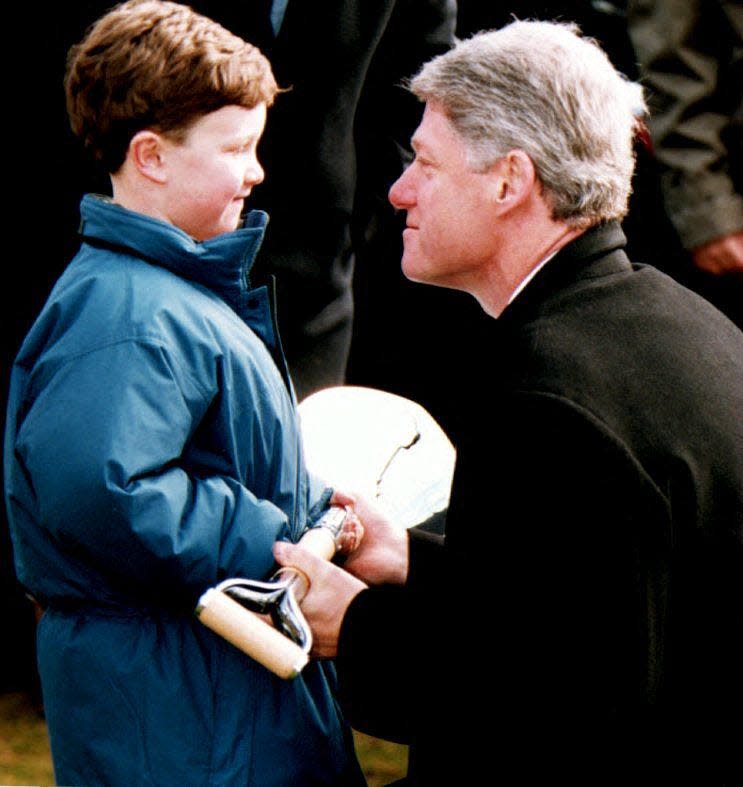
[335,390,671,744]
[336,528,446,743]
[627,0,743,249]
[15,338,293,605]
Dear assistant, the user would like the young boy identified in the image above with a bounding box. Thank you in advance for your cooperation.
[4,2,364,784]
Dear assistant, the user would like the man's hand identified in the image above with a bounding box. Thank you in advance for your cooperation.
[331,490,409,585]
[692,232,743,277]
[273,541,366,658]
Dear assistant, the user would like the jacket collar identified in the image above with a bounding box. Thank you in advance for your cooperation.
[501,220,630,323]
[77,194,268,311]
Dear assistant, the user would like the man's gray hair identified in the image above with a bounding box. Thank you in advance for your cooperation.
[410,20,646,228]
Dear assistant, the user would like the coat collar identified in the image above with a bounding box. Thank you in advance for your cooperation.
[76,194,295,394]
[77,194,268,311]
[501,220,631,323]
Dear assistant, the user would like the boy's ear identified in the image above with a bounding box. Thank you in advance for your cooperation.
[128,130,169,184]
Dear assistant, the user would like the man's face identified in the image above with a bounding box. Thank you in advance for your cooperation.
[388,103,499,292]
[163,103,266,241]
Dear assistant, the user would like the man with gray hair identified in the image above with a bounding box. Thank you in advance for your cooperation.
[275,20,743,784]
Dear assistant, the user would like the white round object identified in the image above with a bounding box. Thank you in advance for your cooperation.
[298,386,455,530]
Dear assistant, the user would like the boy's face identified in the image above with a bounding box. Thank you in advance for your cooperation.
[162,103,267,241]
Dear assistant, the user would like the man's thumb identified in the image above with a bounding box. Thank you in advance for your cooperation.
[273,541,321,574]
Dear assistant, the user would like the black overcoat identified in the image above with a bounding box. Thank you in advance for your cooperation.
[338,222,743,785]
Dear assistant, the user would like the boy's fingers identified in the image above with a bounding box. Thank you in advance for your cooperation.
[330,489,358,508]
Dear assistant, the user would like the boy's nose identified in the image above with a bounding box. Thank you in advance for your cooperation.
[246,158,265,187]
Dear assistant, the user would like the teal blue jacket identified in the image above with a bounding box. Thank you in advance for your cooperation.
[4,195,362,786]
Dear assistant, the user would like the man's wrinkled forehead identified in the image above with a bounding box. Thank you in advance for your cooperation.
[411,101,458,151]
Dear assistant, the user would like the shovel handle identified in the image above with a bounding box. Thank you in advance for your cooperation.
[196,588,309,679]
[195,506,353,679]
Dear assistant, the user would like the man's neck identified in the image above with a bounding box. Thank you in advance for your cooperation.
[475,221,584,318]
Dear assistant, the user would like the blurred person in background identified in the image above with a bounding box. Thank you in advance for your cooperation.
[627,0,742,326]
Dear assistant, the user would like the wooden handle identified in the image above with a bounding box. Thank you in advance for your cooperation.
[196,588,308,680]
[297,525,337,561]
[194,508,350,678]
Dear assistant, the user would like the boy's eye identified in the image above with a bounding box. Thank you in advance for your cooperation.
[228,142,254,154]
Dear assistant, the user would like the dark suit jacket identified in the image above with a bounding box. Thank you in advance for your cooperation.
[191,0,457,398]
[337,222,743,785]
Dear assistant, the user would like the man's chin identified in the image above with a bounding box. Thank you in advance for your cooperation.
[402,258,441,287]
[401,260,460,293]
[401,255,425,283]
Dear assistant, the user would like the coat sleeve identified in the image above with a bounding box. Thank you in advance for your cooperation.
[335,390,672,744]
[14,337,293,605]
[336,529,446,743]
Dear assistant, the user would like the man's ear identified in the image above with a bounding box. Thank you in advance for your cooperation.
[128,130,169,184]
[490,150,537,210]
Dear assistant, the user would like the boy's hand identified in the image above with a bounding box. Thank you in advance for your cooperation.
[331,490,409,586]
[335,506,365,556]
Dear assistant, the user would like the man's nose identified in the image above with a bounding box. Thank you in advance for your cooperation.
[388,168,414,210]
